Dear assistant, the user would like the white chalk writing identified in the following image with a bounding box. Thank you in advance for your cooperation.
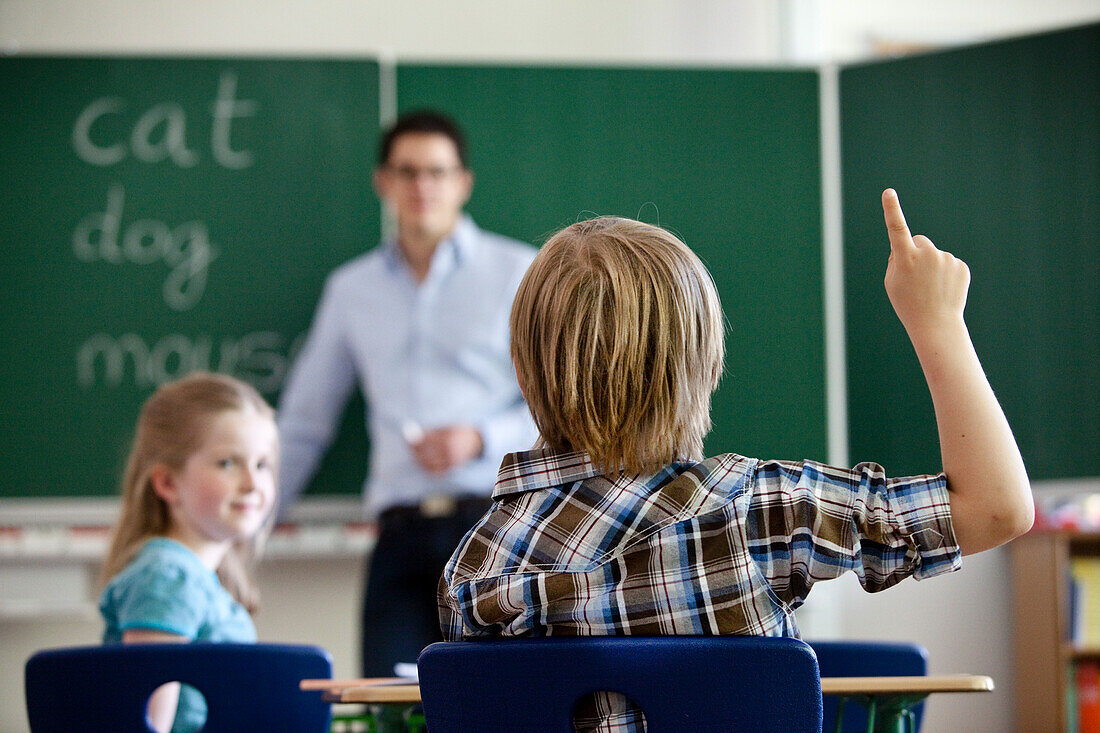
[71,70,256,169]
[77,331,301,394]
[72,184,217,311]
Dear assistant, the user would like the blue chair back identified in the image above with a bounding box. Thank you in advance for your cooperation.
[25,642,333,733]
[418,636,823,732]
[808,640,928,732]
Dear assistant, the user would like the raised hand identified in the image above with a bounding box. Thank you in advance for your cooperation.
[882,188,970,339]
[879,188,1032,555]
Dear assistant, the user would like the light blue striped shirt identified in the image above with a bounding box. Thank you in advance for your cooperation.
[278,216,538,517]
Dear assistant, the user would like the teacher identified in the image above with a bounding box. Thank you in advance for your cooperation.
[277,109,538,676]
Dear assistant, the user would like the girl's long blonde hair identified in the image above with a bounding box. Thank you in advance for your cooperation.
[98,371,278,614]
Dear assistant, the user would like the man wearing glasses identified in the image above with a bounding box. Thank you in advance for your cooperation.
[278,110,538,677]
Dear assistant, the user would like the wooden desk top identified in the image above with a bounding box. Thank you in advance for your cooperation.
[819,674,994,696]
[300,677,423,703]
[302,674,993,704]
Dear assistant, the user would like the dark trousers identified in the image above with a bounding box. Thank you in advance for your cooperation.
[360,497,489,677]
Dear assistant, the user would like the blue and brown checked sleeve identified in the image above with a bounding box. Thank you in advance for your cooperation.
[742,459,960,609]
[438,449,960,642]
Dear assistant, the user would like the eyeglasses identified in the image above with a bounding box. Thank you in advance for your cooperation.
[384,165,463,183]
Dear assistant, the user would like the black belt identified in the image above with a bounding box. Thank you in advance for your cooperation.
[379,494,488,523]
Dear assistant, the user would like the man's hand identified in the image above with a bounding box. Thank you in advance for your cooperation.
[409,425,484,474]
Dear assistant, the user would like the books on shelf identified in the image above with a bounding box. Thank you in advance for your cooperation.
[1070,559,1100,732]
[1070,559,1100,648]
[1078,660,1100,733]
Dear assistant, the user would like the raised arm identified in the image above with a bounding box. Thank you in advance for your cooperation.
[882,188,1033,554]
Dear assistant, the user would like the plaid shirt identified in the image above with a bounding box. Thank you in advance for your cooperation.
[438,448,960,731]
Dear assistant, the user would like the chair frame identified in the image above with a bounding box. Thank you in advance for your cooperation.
[25,642,333,733]
[809,640,929,733]
[418,636,824,732]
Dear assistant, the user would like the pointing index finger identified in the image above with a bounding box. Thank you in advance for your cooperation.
[882,188,914,253]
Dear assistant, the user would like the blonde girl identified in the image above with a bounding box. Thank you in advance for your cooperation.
[98,371,278,733]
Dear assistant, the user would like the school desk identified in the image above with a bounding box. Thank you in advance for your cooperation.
[302,674,993,733]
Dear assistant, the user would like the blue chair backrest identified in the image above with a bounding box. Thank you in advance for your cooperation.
[418,636,823,732]
[24,642,333,733]
[808,640,928,732]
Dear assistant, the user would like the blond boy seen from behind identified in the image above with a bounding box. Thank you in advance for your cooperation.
[438,190,1033,733]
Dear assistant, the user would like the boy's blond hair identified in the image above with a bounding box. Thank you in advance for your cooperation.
[99,371,278,614]
[511,217,725,475]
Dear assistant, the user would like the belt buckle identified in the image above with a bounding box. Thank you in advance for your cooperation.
[419,494,457,519]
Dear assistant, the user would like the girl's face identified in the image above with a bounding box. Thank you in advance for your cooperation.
[155,408,277,560]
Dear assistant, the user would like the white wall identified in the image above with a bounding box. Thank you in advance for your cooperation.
[0,0,783,62]
[3,0,1097,62]
[821,0,1100,61]
[799,547,1018,732]
[4,3,1099,732]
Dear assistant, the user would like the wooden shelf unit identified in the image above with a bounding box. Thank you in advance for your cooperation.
[1011,531,1100,732]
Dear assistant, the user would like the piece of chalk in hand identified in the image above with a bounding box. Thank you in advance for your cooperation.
[402,419,424,443]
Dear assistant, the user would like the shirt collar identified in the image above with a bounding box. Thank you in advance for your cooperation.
[493,448,757,504]
[381,214,478,272]
[449,214,477,263]
[493,448,604,499]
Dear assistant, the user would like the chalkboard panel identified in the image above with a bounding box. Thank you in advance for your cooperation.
[840,24,1100,479]
[10,37,1091,504]
[396,64,827,462]
[0,57,379,498]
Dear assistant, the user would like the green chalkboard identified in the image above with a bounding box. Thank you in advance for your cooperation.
[396,64,827,463]
[0,57,379,499]
[840,24,1100,479]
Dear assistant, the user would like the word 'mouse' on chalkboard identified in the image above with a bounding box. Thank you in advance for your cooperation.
[0,57,379,498]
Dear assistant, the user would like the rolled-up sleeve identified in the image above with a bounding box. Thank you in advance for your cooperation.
[883,470,959,581]
[745,459,962,607]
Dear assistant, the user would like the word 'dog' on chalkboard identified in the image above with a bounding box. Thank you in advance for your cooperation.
[0,57,379,498]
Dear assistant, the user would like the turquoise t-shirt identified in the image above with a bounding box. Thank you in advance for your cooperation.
[99,537,256,733]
